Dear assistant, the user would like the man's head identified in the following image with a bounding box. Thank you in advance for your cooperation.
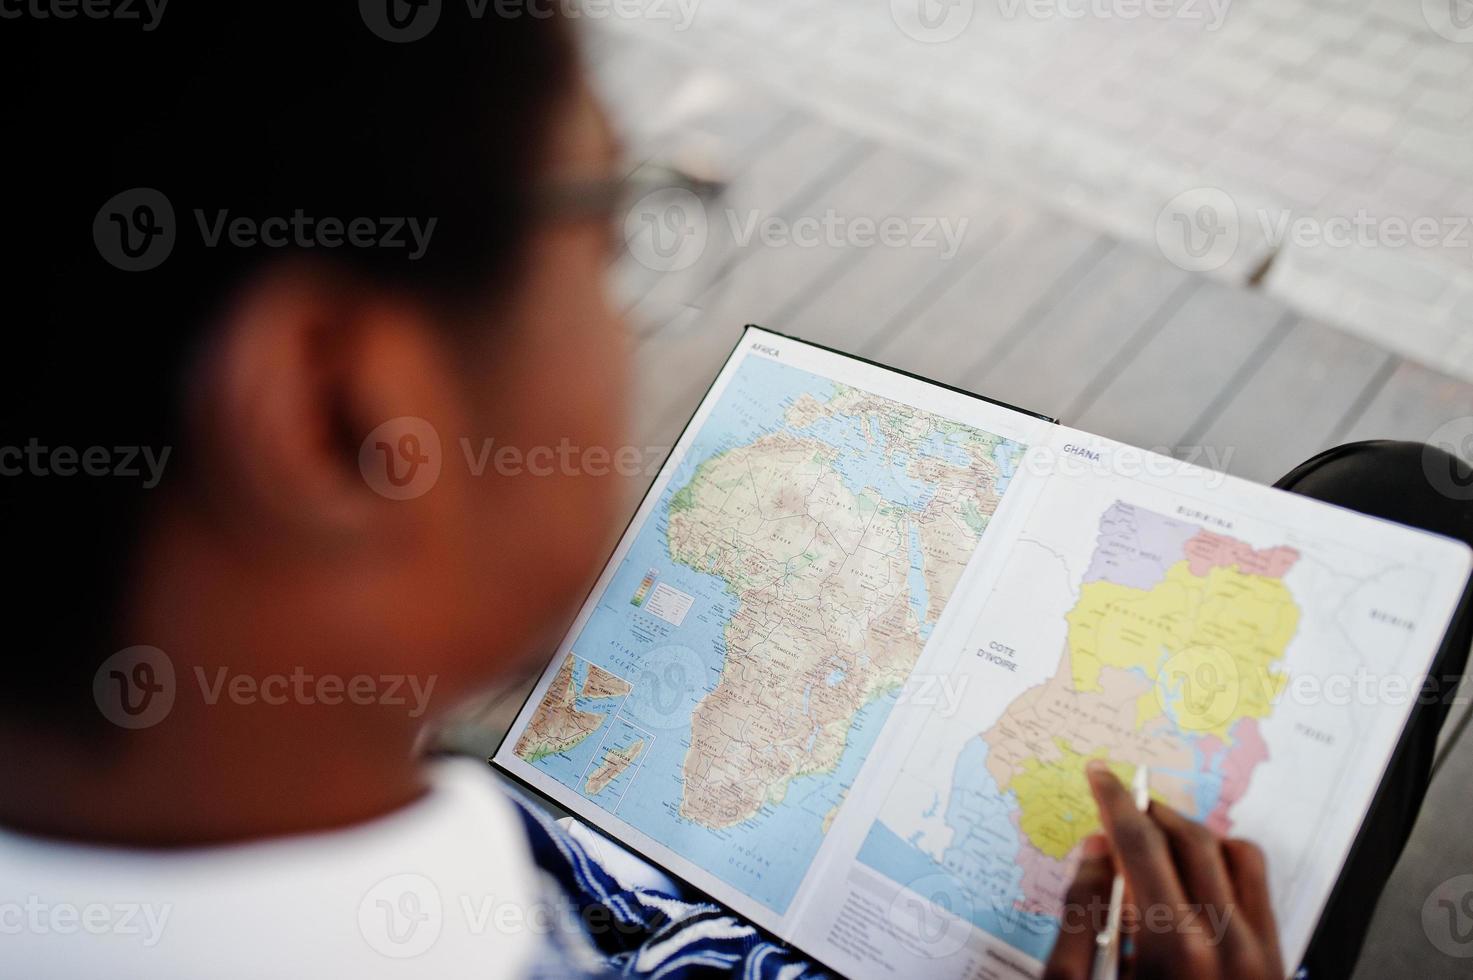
[1,6,630,797]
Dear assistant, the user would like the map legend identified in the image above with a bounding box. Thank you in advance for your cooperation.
[630,569,658,607]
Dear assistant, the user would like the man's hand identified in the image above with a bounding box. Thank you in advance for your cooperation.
[1043,761,1285,980]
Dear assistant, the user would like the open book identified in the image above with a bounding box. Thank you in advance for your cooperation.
[493,326,1471,978]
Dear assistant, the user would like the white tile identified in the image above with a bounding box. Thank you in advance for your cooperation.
[1319,51,1411,99]
[1399,127,1473,175]
[1410,86,1473,124]
[1355,23,1416,68]
[1410,42,1473,80]
[1261,33,1320,68]
[1307,8,1364,46]
[1287,127,1387,179]
[597,2,1473,384]
[1266,78,1338,118]
[1336,102,1401,141]
[1380,163,1456,208]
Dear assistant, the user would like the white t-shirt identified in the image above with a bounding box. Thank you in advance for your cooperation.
[0,759,552,979]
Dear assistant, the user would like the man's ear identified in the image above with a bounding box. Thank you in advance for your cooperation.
[186,262,469,540]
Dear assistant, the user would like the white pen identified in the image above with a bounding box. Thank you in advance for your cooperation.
[1090,764,1150,980]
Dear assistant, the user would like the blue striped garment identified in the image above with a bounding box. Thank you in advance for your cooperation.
[508,793,831,980]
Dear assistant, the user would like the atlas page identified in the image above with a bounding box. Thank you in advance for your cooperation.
[493,326,1057,945]
[493,327,1472,979]
[786,426,1472,979]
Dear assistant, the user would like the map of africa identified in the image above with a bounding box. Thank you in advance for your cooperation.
[857,501,1302,961]
[514,355,1025,913]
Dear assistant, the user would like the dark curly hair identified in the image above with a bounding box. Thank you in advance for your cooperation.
[0,4,577,720]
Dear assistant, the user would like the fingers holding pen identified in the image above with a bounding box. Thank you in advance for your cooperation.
[1083,762,1285,980]
[1085,761,1186,912]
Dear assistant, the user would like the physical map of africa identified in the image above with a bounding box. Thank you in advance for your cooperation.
[514,355,1025,912]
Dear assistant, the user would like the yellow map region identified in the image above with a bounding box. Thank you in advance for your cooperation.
[1012,742,1136,859]
[994,553,1299,862]
[1066,560,1297,740]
